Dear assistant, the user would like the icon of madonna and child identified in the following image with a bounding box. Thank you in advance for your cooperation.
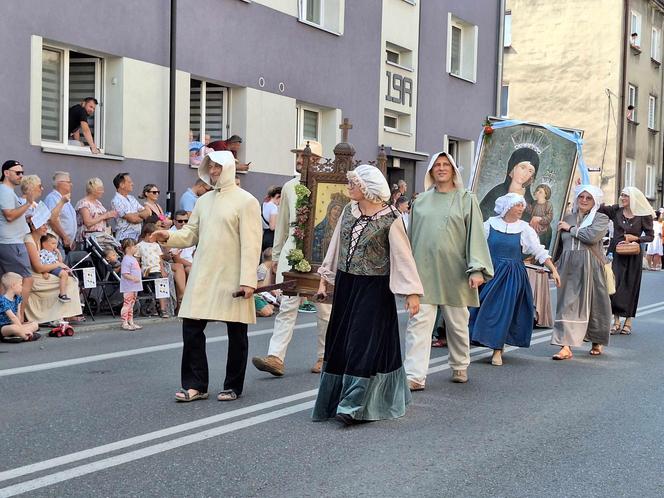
[475,125,578,251]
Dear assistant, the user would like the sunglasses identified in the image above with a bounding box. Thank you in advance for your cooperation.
[147,190,160,194]
[175,219,188,223]
[9,168,24,175]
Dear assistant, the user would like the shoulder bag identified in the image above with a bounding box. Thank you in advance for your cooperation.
[588,243,616,295]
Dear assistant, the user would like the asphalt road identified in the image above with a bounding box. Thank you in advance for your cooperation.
[2,271,664,497]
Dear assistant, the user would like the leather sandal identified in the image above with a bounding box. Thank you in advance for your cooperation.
[552,349,573,360]
[620,325,632,335]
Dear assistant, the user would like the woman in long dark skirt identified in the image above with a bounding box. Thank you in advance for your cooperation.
[599,187,654,335]
[314,164,423,426]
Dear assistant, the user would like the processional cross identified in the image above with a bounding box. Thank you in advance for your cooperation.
[339,118,353,143]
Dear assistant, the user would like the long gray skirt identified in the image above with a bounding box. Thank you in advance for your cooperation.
[551,249,611,347]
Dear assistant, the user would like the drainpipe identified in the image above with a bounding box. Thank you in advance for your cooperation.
[166,0,177,215]
[617,0,629,198]
[496,0,506,116]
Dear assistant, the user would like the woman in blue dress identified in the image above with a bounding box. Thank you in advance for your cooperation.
[470,193,560,366]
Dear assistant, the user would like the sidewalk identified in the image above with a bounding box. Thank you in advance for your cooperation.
[60,315,180,333]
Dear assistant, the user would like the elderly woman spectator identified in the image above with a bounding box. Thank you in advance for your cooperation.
[598,187,655,335]
[551,185,611,359]
[23,209,82,324]
[75,178,118,250]
[19,175,43,216]
[140,184,173,230]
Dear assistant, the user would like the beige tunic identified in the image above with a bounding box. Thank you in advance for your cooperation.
[166,159,262,324]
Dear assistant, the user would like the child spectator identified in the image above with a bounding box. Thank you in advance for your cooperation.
[0,272,40,342]
[254,248,278,317]
[119,239,143,330]
[104,248,121,273]
[136,223,169,318]
[39,233,71,303]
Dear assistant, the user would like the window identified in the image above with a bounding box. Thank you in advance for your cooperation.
[628,84,638,122]
[386,49,400,64]
[447,14,478,82]
[624,159,635,187]
[504,11,512,47]
[40,45,103,149]
[298,0,343,34]
[303,0,322,25]
[631,11,642,47]
[296,106,320,145]
[648,95,657,129]
[646,164,656,198]
[384,114,398,130]
[500,84,509,117]
[652,27,661,61]
[385,42,413,70]
[189,79,227,143]
[444,135,474,175]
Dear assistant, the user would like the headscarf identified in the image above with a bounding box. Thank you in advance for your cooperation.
[199,150,237,192]
[494,193,526,218]
[424,152,464,191]
[573,184,603,228]
[347,164,390,203]
[621,186,656,217]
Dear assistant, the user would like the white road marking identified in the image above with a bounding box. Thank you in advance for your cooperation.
[1,301,660,495]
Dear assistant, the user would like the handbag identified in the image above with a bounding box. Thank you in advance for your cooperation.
[615,241,641,255]
[588,243,616,295]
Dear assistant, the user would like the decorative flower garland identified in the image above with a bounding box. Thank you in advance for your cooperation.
[286,184,312,272]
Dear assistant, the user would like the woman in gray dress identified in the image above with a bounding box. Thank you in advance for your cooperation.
[551,185,611,359]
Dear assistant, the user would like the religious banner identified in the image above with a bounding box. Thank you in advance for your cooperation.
[82,267,96,289]
[471,118,583,254]
[154,278,170,299]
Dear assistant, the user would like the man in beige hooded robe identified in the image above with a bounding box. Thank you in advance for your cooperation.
[152,150,262,402]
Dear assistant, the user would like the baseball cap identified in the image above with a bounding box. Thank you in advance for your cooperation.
[1,160,22,181]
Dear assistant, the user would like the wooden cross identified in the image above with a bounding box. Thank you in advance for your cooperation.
[339,118,353,143]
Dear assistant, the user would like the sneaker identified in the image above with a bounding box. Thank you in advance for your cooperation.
[298,302,317,313]
[452,369,468,383]
[251,355,285,376]
[58,294,71,303]
[311,357,323,373]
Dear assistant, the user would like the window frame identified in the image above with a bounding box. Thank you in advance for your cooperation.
[189,78,229,144]
[297,105,321,144]
[500,84,510,117]
[383,112,399,131]
[646,163,656,198]
[302,0,324,26]
[652,26,661,62]
[648,94,657,130]
[40,43,105,152]
[624,159,635,187]
[504,11,512,48]
[628,84,638,122]
[446,13,478,83]
[631,11,642,47]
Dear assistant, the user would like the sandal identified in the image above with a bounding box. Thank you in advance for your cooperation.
[121,323,134,331]
[217,390,239,401]
[552,350,573,360]
[620,325,632,335]
[175,389,209,402]
[610,324,621,335]
[589,344,603,356]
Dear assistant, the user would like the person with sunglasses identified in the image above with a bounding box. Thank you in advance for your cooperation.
[0,160,35,322]
[169,210,195,277]
[140,184,173,230]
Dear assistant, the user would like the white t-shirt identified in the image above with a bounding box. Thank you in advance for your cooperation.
[261,201,278,230]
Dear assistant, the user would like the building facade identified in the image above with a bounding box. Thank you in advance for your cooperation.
[502,0,664,205]
[0,0,502,206]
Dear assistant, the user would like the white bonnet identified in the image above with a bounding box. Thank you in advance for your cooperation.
[347,164,391,203]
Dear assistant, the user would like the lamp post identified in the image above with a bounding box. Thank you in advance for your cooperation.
[166,0,177,215]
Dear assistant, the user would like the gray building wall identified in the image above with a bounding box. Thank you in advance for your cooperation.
[415,0,502,191]
[0,0,383,206]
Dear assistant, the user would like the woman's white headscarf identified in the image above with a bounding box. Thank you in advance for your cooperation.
[621,186,656,217]
[573,184,603,228]
[347,164,391,203]
[494,193,526,218]
[424,152,464,191]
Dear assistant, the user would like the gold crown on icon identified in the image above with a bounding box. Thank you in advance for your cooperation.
[511,128,551,154]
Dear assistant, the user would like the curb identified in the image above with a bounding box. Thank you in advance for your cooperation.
[65,316,180,333]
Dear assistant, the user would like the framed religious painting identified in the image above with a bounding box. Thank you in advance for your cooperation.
[303,170,351,266]
[471,118,583,255]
